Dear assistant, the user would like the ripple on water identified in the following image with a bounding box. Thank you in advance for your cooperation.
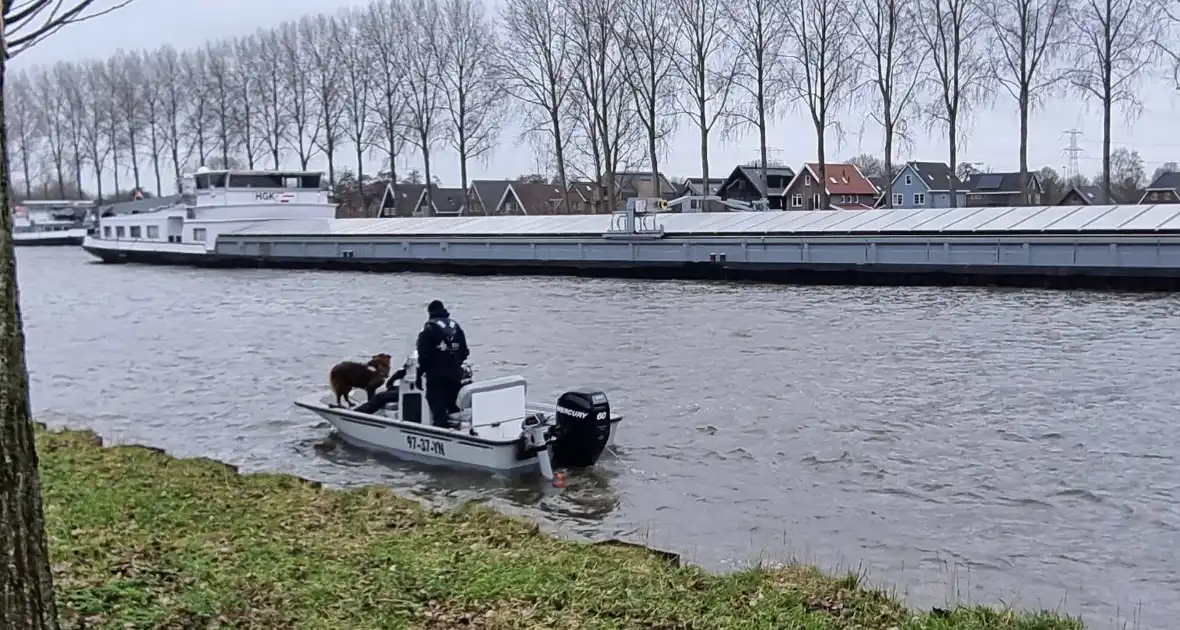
[17,248,1180,630]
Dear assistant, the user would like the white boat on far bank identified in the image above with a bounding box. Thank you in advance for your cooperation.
[14,200,94,246]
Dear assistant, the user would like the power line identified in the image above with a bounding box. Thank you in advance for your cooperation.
[1061,129,1086,180]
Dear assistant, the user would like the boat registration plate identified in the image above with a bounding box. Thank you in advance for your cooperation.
[406,435,446,456]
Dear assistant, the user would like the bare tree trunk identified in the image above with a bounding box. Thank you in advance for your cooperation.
[0,53,60,630]
[949,115,958,206]
[1018,90,1029,203]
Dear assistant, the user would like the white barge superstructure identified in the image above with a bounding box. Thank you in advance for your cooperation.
[82,167,335,263]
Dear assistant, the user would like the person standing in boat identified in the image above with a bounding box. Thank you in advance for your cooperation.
[416,300,470,426]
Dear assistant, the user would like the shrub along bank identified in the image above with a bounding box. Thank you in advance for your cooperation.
[37,426,1085,629]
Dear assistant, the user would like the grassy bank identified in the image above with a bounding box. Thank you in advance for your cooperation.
[36,426,1084,630]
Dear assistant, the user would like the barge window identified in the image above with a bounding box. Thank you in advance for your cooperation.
[230,173,284,188]
[195,173,226,189]
[146,225,159,239]
[192,228,207,242]
[299,174,322,189]
[115,226,125,238]
[102,226,111,238]
[129,226,141,238]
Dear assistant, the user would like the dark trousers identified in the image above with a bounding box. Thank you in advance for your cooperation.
[353,388,399,414]
[425,376,462,427]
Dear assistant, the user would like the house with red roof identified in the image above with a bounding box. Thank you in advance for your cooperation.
[781,162,879,211]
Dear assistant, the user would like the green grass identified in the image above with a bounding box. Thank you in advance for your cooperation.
[34,425,1086,629]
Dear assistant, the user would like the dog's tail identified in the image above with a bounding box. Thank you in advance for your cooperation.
[328,371,345,396]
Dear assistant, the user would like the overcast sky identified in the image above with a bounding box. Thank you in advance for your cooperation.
[11,0,1180,194]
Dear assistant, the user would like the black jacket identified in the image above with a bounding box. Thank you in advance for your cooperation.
[416,310,469,380]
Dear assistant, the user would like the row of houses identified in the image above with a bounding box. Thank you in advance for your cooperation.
[377,163,1180,218]
[93,160,1180,219]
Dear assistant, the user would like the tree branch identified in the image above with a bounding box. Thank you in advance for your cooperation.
[4,0,137,59]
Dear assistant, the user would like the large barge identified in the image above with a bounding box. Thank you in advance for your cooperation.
[81,169,1180,290]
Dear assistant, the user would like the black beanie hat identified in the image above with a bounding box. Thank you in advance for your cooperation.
[427,300,446,315]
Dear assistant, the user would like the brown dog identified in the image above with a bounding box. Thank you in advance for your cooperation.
[329,353,392,407]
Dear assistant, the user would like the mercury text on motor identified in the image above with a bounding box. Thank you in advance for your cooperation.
[557,407,607,420]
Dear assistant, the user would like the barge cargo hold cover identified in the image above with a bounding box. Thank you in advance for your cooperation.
[108,204,1180,290]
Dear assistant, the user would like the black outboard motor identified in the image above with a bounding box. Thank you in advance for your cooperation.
[549,388,612,468]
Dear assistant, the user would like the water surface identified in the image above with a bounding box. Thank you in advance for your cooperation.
[20,248,1180,629]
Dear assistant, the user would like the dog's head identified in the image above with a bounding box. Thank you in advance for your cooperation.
[368,353,393,374]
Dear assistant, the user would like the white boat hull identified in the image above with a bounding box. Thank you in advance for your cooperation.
[14,227,87,246]
[295,392,622,475]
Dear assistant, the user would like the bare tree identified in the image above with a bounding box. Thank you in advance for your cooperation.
[99,56,125,194]
[435,0,504,199]
[784,0,860,210]
[111,50,145,190]
[302,14,344,184]
[137,50,166,195]
[728,0,791,203]
[915,0,990,207]
[984,0,1070,202]
[231,35,262,169]
[204,41,236,168]
[1072,0,1165,201]
[617,0,678,198]
[401,0,445,212]
[851,0,926,207]
[33,69,67,196]
[276,20,318,168]
[150,45,190,191]
[77,61,110,199]
[5,70,40,197]
[335,8,374,190]
[362,0,410,215]
[254,28,290,170]
[497,0,575,213]
[181,48,213,167]
[568,0,640,211]
[2,2,139,626]
[670,0,738,190]
[55,62,88,196]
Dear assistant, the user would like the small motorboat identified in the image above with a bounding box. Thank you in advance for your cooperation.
[294,351,622,480]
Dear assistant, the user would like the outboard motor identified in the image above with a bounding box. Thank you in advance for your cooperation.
[549,388,612,468]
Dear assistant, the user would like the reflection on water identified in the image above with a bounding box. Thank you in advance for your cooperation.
[310,432,624,524]
[18,248,1180,630]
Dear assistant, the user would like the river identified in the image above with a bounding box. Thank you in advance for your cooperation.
[18,247,1180,629]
